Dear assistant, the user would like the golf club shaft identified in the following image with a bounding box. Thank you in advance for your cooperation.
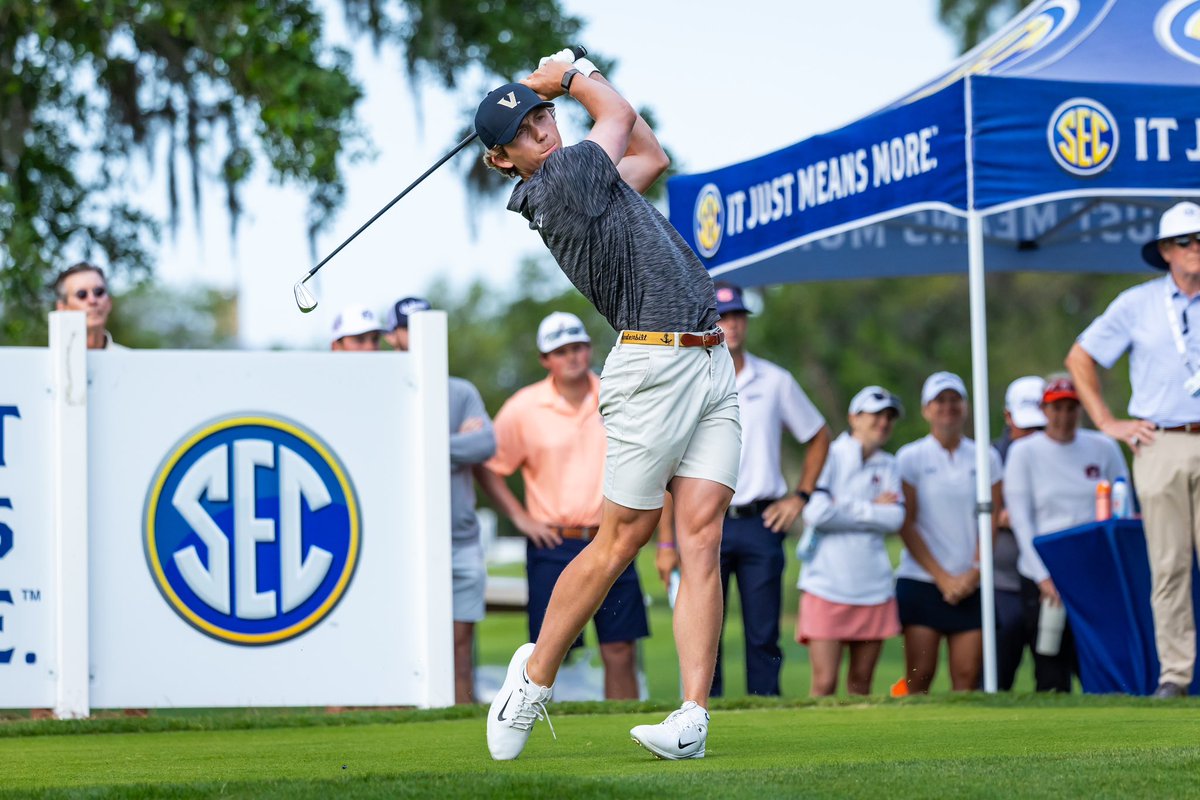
[301,131,479,284]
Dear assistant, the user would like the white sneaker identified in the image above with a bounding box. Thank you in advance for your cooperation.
[630,701,709,760]
[486,642,555,760]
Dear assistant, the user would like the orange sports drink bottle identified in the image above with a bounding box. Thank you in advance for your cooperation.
[1095,480,1112,521]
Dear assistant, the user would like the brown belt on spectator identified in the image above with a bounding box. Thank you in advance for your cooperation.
[1159,422,1200,433]
[620,330,726,348]
[555,526,600,541]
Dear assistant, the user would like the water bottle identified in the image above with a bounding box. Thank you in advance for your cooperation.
[1095,480,1112,521]
[667,569,681,609]
[1035,598,1067,656]
[1111,477,1130,519]
[796,525,821,562]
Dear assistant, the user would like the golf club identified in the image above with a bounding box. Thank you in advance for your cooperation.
[294,45,588,313]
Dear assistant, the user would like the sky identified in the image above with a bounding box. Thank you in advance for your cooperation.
[147,1,960,349]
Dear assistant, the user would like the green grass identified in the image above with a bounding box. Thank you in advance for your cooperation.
[3,698,1199,798]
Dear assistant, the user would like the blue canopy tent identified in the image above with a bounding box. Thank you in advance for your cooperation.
[667,0,1200,691]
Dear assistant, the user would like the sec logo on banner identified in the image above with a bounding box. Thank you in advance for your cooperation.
[144,415,360,645]
[1047,97,1119,177]
[693,183,724,259]
[1156,0,1200,66]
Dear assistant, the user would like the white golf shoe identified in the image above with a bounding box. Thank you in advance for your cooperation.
[486,642,555,761]
[630,700,709,760]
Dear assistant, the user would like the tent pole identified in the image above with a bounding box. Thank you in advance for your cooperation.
[968,209,998,693]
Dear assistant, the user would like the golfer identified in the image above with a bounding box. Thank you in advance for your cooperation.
[479,53,740,761]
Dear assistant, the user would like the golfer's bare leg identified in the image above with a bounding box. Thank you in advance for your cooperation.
[525,499,660,687]
[669,475,733,707]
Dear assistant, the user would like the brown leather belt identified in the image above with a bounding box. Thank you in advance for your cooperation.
[555,526,600,541]
[1159,422,1200,433]
[620,330,726,348]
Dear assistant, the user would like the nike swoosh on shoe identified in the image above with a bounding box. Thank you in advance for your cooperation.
[496,692,513,722]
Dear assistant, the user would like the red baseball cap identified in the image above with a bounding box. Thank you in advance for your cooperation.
[1042,377,1079,404]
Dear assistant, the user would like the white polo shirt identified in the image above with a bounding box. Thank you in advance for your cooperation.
[799,432,904,605]
[1003,430,1128,584]
[730,352,826,506]
[896,435,1002,584]
[1077,275,1200,427]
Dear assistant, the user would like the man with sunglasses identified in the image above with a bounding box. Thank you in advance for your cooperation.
[475,311,649,705]
[1067,200,1200,699]
[477,54,738,762]
[53,262,125,350]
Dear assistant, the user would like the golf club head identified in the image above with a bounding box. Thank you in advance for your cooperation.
[294,279,318,313]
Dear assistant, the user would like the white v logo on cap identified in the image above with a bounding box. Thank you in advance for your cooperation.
[497,92,518,109]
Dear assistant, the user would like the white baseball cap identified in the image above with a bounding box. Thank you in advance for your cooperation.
[848,385,904,417]
[921,371,968,406]
[1005,375,1048,430]
[537,311,590,354]
[330,304,384,343]
[1142,201,1200,269]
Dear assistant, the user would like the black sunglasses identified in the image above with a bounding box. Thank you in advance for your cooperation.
[72,286,107,300]
[1169,233,1200,248]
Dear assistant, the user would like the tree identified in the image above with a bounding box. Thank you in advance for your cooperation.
[0,0,584,345]
[938,0,1035,52]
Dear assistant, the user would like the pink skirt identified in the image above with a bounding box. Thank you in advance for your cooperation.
[796,592,901,645]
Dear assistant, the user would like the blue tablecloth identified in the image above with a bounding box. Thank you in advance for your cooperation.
[1034,519,1200,695]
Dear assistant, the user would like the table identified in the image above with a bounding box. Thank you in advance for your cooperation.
[1034,519,1200,695]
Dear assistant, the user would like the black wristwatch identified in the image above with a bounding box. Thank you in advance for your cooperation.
[794,489,811,503]
[561,68,581,93]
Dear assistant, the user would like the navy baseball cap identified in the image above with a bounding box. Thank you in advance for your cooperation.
[475,83,554,149]
[385,296,431,331]
[714,282,751,316]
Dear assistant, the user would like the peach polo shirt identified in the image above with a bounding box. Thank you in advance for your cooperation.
[486,372,605,527]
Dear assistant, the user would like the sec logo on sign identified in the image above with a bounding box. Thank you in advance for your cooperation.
[1047,97,1119,177]
[144,415,360,645]
[693,183,724,259]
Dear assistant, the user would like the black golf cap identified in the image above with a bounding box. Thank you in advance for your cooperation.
[474,83,554,149]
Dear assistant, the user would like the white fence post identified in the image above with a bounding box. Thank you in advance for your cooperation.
[409,311,454,708]
[49,311,90,719]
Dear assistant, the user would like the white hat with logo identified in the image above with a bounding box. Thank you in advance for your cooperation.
[1005,375,1048,430]
[537,311,590,354]
[921,371,968,406]
[1142,201,1200,269]
[848,385,904,417]
[330,304,384,343]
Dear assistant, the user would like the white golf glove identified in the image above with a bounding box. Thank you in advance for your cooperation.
[572,57,599,78]
[538,48,577,68]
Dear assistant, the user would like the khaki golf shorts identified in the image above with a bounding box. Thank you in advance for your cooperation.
[598,335,741,510]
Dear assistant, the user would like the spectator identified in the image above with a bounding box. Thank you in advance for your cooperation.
[796,386,904,696]
[53,262,125,349]
[384,296,432,352]
[664,282,828,698]
[329,305,383,351]
[896,371,1002,693]
[446,377,496,704]
[1067,201,1200,699]
[1003,376,1128,693]
[992,376,1048,690]
[475,312,649,700]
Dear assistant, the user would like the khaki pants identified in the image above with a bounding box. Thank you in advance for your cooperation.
[1133,432,1200,686]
